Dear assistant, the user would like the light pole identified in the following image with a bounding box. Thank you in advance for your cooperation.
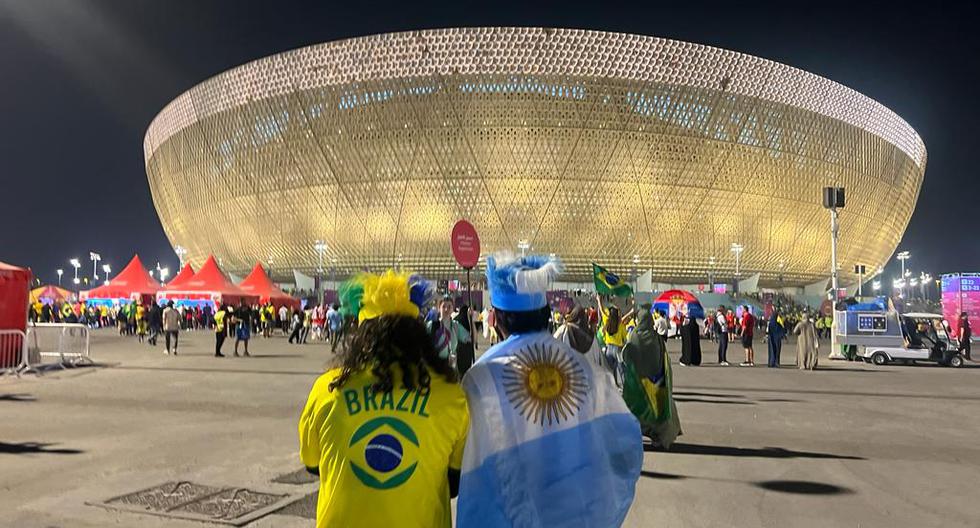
[708,256,716,291]
[159,267,170,283]
[893,278,905,298]
[854,264,866,297]
[56,268,63,286]
[872,280,881,292]
[632,254,640,293]
[897,251,910,298]
[89,252,101,280]
[102,264,111,283]
[314,240,327,301]
[518,239,530,258]
[730,243,744,293]
[823,187,845,359]
[174,245,187,268]
[69,258,81,284]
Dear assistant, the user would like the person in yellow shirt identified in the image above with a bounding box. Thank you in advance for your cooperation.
[135,303,148,343]
[213,304,228,357]
[597,295,634,387]
[299,271,467,528]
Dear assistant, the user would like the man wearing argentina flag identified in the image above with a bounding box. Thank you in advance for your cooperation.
[457,252,643,527]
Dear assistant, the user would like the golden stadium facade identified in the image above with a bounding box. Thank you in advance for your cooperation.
[144,27,926,285]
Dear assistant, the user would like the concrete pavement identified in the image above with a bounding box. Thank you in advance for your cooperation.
[1,329,978,527]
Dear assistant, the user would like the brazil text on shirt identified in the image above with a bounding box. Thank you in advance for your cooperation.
[342,383,432,418]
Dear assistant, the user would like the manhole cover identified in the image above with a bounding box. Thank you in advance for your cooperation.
[93,481,293,526]
[274,491,317,519]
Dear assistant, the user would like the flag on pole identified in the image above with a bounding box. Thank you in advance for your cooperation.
[593,263,633,297]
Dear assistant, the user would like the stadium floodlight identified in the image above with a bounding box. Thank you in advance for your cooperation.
[89,252,101,280]
[102,264,112,283]
[518,239,530,257]
[69,258,81,283]
[160,267,170,282]
[730,243,744,275]
[872,281,881,291]
[174,245,188,268]
[56,268,64,285]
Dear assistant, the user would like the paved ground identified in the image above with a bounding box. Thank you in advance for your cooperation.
[2,328,979,527]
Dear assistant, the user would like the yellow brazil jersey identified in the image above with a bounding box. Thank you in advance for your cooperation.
[601,309,628,347]
[299,367,468,528]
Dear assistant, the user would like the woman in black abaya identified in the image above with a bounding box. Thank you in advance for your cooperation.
[679,314,702,366]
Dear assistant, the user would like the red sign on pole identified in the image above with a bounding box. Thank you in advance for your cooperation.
[451,220,480,269]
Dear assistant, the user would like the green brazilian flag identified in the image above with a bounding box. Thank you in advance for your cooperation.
[592,263,633,297]
[622,352,680,448]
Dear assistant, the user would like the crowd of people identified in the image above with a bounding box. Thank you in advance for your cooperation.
[299,255,644,528]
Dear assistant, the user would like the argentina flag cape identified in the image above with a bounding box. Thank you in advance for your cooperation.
[457,331,643,527]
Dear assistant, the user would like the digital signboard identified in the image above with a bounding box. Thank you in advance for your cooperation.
[941,273,980,337]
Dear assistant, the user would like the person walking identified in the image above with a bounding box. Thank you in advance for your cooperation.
[288,308,304,344]
[621,309,681,449]
[679,314,702,366]
[715,306,730,365]
[162,301,181,355]
[135,303,148,343]
[957,312,972,361]
[298,270,467,528]
[301,306,313,344]
[653,309,669,349]
[327,303,343,352]
[767,310,786,368]
[554,306,605,371]
[213,304,228,357]
[598,296,633,387]
[147,302,163,346]
[453,305,476,377]
[234,302,252,357]
[794,311,819,370]
[739,306,756,367]
[279,304,290,335]
[456,252,641,527]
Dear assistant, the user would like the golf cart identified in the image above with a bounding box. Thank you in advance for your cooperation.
[838,308,965,367]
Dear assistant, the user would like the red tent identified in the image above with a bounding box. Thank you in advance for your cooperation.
[165,263,196,289]
[1,262,31,371]
[238,263,300,309]
[81,255,160,303]
[0,262,31,332]
[157,255,258,307]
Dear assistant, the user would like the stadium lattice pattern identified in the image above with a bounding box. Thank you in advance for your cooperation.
[145,27,926,285]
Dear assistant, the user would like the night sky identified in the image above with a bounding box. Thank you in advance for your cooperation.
[1,1,976,286]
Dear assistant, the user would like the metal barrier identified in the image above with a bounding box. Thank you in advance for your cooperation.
[23,323,92,374]
[0,329,27,377]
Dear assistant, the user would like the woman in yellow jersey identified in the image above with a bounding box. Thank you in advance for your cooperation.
[299,271,468,528]
[135,303,148,343]
[598,295,634,388]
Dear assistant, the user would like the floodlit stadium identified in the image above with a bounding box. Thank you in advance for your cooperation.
[144,27,926,285]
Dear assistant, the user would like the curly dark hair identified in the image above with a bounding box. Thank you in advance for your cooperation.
[328,314,458,394]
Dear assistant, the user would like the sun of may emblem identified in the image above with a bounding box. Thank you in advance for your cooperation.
[502,341,588,426]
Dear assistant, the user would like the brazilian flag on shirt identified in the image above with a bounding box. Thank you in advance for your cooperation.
[593,263,633,297]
